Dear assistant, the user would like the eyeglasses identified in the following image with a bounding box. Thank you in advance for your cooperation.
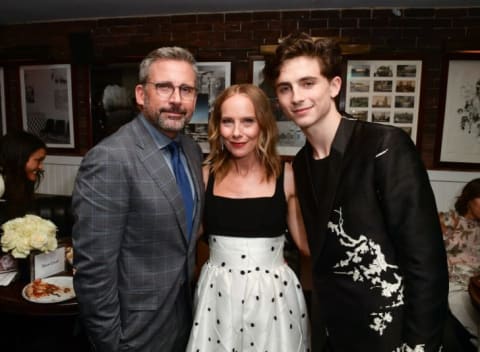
[144,82,197,101]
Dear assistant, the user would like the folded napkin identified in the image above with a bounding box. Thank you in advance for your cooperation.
[0,271,17,286]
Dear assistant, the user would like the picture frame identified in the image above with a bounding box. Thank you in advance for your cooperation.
[19,64,75,148]
[434,52,480,169]
[0,67,6,135]
[344,59,423,144]
[90,62,139,145]
[0,253,17,274]
[252,59,265,86]
[185,61,232,153]
[249,58,306,156]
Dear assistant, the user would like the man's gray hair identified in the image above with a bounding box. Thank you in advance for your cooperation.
[138,46,197,84]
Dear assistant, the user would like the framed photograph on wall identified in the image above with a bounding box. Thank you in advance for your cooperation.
[19,64,75,148]
[184,61,231,153]
[0,67,6,135]
[90,62,139,145]
[249,58,305,156]
[435,53,480,169]
[344,59,423,144]
[252,59,265,86]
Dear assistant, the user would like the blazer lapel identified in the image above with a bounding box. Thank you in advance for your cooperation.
[296,117,356,258]
[132,118,190,244]
[321,118,354,226]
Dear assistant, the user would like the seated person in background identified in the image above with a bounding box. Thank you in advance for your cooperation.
[0,131,47,349]
[440,178,480,290]
[0,131,47,223]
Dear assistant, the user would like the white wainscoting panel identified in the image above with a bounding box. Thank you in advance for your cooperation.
[428,170,480,212]
[35,155,480,212]
[36,156,82,196]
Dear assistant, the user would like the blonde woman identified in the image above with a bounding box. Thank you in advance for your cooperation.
[186,84,310,352]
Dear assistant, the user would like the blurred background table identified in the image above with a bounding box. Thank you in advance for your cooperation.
[0,278,78,315]
[0,275,90,351]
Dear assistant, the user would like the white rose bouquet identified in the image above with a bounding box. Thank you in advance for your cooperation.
[1,214,58,258]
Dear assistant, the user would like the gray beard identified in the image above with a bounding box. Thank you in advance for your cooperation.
[154,114,188,132]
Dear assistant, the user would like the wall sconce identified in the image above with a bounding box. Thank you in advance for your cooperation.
[392,8,402,17]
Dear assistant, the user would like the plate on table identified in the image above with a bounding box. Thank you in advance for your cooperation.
[22,276,75,303]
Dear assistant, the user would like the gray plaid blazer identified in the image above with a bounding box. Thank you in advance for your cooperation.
[72,116,204,351]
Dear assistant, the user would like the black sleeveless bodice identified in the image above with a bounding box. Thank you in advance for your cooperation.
[204,170,287,238]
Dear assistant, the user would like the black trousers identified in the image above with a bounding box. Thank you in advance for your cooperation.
[442,310,477,352]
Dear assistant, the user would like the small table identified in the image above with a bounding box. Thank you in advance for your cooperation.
[0,238,77,316]
[0,276,78,316]
[0,275,87,351]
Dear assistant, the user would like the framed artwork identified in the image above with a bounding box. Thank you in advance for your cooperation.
[345,59,423,144]
[252,59,265,86]
[249,58,305,156]
[20,64,75,148]
[0,253,16,274]
[435,53,480,169]
[0,67,6,135]
[185,61,231,153]
[90,62,139,145]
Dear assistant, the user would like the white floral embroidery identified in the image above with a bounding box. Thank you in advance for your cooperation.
[328,207,404,335]
[392,343,427,352]
[370,311,393,335]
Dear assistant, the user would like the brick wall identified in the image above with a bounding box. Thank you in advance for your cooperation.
[0,8,479,167]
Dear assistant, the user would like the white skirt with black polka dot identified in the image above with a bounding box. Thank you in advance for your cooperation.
[186,234,311,352]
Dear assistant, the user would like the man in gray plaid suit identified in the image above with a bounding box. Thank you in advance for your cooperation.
[72,46,205,352]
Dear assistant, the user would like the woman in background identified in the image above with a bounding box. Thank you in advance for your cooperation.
[440,178,480,352]
[186,84,310,352]
[0,130,47,222]
[441,178,480,289]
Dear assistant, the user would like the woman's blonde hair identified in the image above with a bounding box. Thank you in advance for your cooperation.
[204,83,281,182]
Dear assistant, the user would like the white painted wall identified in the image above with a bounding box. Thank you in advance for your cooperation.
[428,170,480,212]
[36,156,480,212]
[36,155,82,196]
